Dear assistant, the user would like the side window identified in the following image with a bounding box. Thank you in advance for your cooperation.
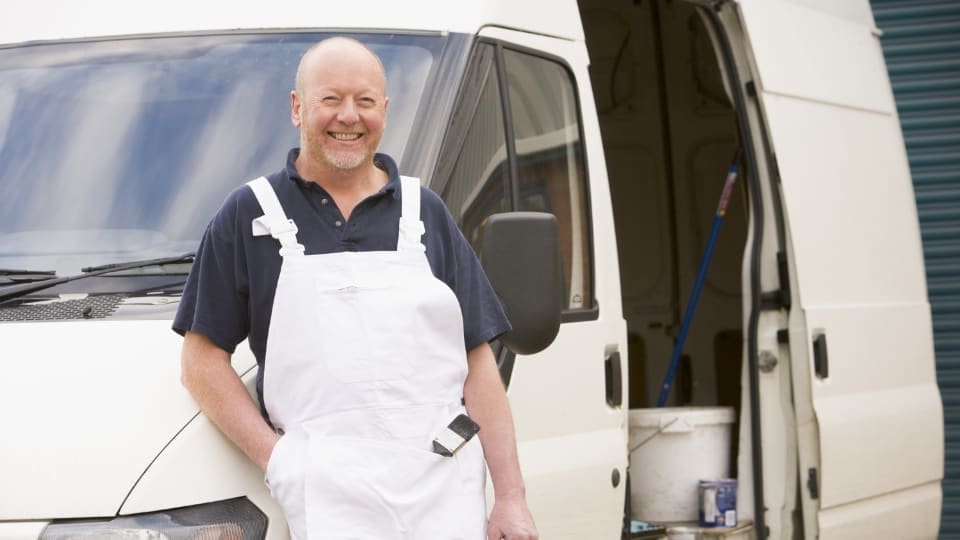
[437,43,593,314]
[440,45,509,248]
[503,49,592,312]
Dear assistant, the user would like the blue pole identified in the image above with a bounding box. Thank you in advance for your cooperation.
[656,157,741,407]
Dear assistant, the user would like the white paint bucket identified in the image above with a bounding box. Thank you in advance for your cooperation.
[628,407,735,522]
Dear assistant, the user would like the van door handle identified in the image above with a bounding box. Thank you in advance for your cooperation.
[605,351,623,407]
[813,333,829,379]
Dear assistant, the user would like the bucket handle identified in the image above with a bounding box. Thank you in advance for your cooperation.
[629,416,696,452]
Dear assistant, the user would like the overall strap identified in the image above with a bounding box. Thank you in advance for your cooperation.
[247,177,305,257]
[398,176,426,253]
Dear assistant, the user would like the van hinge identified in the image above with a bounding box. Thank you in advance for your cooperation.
[759,290,786,310]
[807,467,820,499]
[745,80,757,98]
[680,0,730,10]
[759,251,791,311]
[776,329,789,344]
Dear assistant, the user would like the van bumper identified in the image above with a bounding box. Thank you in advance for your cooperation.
[0,522,47,539]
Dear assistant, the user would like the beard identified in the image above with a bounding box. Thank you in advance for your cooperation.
[301,129,372,172]
[321,145,370,171]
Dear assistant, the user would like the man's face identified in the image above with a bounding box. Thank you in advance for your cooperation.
[292,43,388,173]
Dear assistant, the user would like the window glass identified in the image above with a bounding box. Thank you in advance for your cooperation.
[440,53,509,248]
[503,49,592,311]
[0,33,446,277]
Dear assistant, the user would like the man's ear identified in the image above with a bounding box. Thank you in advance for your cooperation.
[291,90,302,128]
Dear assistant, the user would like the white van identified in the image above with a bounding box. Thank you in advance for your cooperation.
[0,0,943,538]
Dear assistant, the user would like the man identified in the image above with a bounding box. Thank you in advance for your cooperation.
[175,37,538,540]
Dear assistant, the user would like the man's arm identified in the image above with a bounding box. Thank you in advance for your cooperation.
[181,331,279,471]
[463,342,538,540]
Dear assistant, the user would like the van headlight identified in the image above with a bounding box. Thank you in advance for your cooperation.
[40,497,267,539]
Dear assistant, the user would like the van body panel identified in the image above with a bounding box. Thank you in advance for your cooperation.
[475,25,628,540]
[818,481,941,540]
[772,0,877,29]
[119,368,289,539]
[0,0,584,46]
[737,0,944,535]
[0,320,253,519]
[803,305,942,505]
[761,97,927,305]
[737,0,895,114]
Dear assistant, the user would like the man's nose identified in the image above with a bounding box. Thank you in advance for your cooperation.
[336,99,359,124]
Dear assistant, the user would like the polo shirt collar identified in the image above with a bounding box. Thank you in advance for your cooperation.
[284,148,401,199]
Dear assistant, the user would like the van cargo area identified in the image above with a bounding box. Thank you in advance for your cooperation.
[579,0,752,529]
[581,0,746,412]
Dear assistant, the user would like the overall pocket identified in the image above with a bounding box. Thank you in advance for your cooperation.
[305,435,483,539]
[314,276,417,384]
[264,431,308,540]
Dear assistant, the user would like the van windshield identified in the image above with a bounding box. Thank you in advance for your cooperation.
[0,33,461,279]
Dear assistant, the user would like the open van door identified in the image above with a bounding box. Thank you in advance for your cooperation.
[735,0,944,537]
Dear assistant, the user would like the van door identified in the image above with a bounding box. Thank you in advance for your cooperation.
[431,29,629,539]
[734,0,944,537]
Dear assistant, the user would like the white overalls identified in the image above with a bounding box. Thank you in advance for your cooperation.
[248,176,487,540]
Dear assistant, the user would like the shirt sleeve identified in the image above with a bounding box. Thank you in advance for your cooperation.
[172,190,251,354]
[422,187,512,352]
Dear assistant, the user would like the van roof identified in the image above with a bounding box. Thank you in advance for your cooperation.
[1,0,584,46]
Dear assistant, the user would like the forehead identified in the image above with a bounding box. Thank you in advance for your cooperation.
[301,43,386,94]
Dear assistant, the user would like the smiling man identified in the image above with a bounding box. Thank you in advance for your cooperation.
[175,37,538,540]
[292,39,388,188]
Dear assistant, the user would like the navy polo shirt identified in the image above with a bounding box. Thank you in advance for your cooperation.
[173,149,511,414]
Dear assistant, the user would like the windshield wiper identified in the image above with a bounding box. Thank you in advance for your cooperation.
[0,269,56,276]
[0,269,57,286]
[0,253,195,303]
[80,255,194,273]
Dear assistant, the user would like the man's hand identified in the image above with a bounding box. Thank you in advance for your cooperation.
[181,331,279,471]
[486,494,538,540]
[462,343,538,540]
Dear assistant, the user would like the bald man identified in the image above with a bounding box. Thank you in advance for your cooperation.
[176,38,538,540]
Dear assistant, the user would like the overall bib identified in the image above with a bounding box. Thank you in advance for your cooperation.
[248,176,487,540]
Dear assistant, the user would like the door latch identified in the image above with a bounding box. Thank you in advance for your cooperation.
[605,351,623,407]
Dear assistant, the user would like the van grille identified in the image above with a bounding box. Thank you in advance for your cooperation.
[0,295,123,321]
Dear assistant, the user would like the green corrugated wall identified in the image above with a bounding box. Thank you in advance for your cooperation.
[870,1,960,537]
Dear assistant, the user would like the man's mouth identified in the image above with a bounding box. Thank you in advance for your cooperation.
[330,132,362,141]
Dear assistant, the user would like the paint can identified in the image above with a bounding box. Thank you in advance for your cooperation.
[698,479,737,527]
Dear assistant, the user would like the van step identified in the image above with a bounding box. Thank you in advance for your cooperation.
[629,520,754,539]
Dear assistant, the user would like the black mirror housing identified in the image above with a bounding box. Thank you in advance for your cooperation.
[478,212,563,355]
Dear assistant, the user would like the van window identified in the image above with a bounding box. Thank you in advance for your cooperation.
[440,45,510,247]
[503,49,592,311]
[438,44,593,314]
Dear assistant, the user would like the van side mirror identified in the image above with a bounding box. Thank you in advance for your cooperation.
[478,212,563,355]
